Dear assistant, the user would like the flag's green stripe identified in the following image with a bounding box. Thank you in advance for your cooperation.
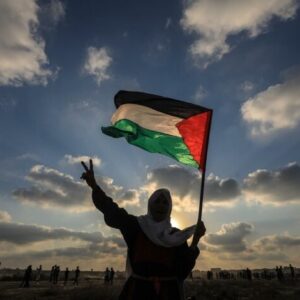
[102,119,199,168]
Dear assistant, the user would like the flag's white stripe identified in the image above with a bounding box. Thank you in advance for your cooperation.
[111,103,183,137]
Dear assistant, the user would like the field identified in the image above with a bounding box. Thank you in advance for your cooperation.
[0,279,299,300]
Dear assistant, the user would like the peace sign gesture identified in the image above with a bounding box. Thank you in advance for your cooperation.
[81,159,97,189]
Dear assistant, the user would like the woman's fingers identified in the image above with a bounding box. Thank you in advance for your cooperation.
[81,161,89,172]
[89,159,93,173]
[80,159,97,189]
[201,221,206,233]
[194,221,206,238]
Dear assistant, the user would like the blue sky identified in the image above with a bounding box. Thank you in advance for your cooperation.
[0,0,300,271]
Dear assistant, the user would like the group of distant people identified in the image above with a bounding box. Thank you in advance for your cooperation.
[275,264,295,281]
[19,263,297,288]
[49,265,60,284]
[104,267,115,284]
[49,265,80,286]
[20,265,80,288]
[205,264,296,282]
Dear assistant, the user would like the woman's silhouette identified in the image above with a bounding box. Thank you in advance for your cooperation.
[81,159,206,300]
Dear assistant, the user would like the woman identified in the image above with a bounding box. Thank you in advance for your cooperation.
[81,159,206,300]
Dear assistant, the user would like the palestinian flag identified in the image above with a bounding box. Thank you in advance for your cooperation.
[102,91,212,169]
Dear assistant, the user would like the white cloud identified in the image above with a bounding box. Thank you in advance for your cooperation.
[0,97,17,111]
[39,0,65,29]
[17,153,39,161]
[181,0,299,67]
[194,85,207,102]
[243,162,300,206]
[240,81,255,93]
[241,70,300,136]
[0,211,11,222]
[47,0,65,25]
[64,154,101,167]
[0,0,54,86]
[165,18,172,29]
[83,47,112,85]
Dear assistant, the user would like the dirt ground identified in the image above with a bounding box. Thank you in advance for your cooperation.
[0,279,299,300]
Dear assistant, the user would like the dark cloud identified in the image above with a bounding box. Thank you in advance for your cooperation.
[202,222,300,263]
[13,165,91,211]
[117,189,140,206]
[146,165,240,203]
[0,218,127,266]
[13,186,82,207]
[243,162,300,205]
[4,243,125,262]
[253,234,300,252]
[204,222,253,252]
[206,174,241,202]
[0,221,124,247]
[13,164,140,212]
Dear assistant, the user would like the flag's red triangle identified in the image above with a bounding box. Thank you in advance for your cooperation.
[176,111,212,169]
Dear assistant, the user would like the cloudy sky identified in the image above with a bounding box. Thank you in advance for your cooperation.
[0,0,300,271]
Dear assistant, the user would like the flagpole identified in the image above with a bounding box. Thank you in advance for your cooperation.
[191,110,213,247]
[197,166,207,223]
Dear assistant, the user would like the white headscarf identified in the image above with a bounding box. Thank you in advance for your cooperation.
[137,189,196,247]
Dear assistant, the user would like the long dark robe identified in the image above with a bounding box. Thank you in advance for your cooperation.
[92,187,199,300]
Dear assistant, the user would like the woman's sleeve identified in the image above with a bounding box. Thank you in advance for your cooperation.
[176,244,200,280]
[92,186,136,231]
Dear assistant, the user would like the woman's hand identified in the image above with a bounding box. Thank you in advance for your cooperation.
[81,159,97,189]
[190,220,206,249]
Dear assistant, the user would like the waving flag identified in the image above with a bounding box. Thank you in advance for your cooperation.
[102,91,212,169]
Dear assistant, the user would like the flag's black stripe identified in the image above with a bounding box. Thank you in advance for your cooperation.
[114,90,212,119]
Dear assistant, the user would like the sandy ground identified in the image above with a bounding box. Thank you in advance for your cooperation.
[0,279,299,300]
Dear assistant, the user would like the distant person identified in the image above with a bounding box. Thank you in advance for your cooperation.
[109,267,115,284]
[104,267,110,284]
[35,265,42,284]
[279,266,284,281]
[289,264,295,279]
[64,267,69,285]
[275,266,279,280]
[57,266,61,283]
[49,265,55,283]
[21,265,32,288]
[74,266,80,286]
[276,265,284,282]
[81,159,206,300]
[206,271,210,280]
[246,268,252,281]
[263,269,267,280]
[53,265,60,284]
[207,271,212,280]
